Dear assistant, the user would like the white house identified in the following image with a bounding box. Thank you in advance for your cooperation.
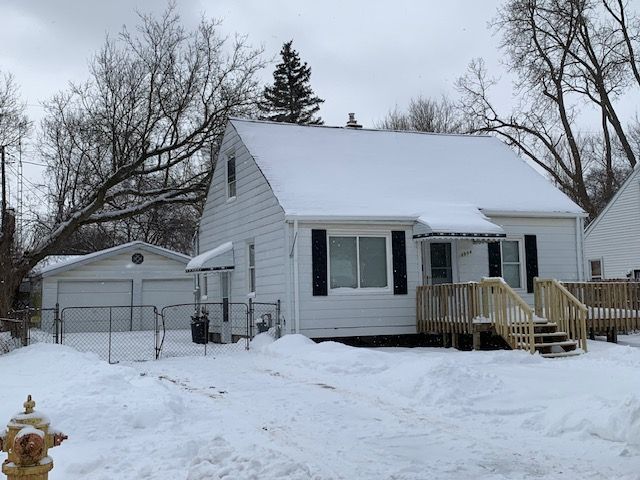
[36,241,194,321]
[187,117,586,339]
[584,166,640,279]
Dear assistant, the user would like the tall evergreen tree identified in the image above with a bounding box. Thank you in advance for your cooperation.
[261,41,324,124]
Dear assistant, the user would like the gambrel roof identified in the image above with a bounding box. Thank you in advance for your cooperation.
[230,118,583,235]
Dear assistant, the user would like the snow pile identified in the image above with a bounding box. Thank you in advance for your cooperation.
[1,337,640,479]
[187,436,324,480]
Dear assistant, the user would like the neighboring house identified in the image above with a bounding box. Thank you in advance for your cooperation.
[35,242,194,327]
[584,167,640,280]
[187,117,585,339]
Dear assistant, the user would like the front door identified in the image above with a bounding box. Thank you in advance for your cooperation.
[430,243,453,285]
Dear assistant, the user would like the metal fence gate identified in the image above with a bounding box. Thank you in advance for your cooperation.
[0,300,282,363]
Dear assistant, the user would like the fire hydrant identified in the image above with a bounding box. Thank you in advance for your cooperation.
[0,395,67,480]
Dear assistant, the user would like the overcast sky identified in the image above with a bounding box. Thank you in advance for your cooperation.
[0,0,509,196]
[0,0,509,125]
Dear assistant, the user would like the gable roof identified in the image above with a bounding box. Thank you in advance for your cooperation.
[36,241,190,278]
[229,118,584,232]
[585,166,640,236]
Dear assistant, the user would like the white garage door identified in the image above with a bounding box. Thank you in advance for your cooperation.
[142,278,194,310]
[58,280,133,333]
[58,280,133,309]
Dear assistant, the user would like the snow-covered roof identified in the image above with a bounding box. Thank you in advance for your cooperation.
[30,255,83,276]
[230,119,584,231]
[186,242,234,273]
[36,241,190,278]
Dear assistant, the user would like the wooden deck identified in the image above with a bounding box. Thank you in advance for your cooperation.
[562,281,640,341]
[417,277,590,356]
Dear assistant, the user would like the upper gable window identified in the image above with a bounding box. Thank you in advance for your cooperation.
[226,152,236,199]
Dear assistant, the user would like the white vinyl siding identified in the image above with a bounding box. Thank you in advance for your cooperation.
[585,170,640,279]
[456,216,581,305]
[198,124,286,311]
[297,224,418,337]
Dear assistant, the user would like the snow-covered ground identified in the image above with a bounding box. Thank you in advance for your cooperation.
[1,335,639,479]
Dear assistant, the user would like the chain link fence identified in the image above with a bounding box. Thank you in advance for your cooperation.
[61,305,159,363]
[0,307,59,354]
[158,302,251,358]
[1,299,282,363]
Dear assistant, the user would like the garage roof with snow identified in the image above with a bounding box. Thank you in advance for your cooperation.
[36,241,190,278]
[230,118,584,235]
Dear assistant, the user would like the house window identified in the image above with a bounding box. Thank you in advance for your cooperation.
[501,240,522,289]
[328,235,389,290]
[226,153,236,199]
[248,242,256,294]
[220,271,230,301]
[590,259,603,280]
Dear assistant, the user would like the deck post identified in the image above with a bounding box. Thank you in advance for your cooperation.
[451,333,460,349]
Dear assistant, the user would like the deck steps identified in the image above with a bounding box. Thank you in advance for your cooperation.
[513,319,582,358]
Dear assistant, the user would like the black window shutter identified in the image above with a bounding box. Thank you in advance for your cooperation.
[391,231,408,295]
[311,229,328,296]
[524,235,538,294]
[488,242,502,277]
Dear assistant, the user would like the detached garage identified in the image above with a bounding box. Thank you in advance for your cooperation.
[36,242,194,331]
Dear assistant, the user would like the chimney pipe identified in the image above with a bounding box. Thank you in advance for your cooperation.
[345,113,362,129]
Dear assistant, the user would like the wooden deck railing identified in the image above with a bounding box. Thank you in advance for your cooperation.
[562,281,640,334]
[535,279,588,352]
[417,278,536,352]
[480,278,536,353]
[416,282,480,335]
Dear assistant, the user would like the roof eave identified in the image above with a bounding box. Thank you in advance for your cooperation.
[481,209,587,219]
[38,241,190,278]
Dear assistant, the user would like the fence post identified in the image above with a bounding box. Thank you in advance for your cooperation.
[108,307,113,364]
[248,298,253,341]
[155,308,161,360]
[21,310,29,347]
[276,299,281,338]
[54,303,61,344]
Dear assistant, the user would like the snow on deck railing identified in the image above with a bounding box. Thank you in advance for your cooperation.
[416,278,536,353]
[561,281,640,334]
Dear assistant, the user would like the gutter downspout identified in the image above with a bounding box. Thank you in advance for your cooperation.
[293,219,300,334]
[576,216,585,281]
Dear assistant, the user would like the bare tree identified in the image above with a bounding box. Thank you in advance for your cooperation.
[377,95,469,133]
[456,0,640,219]
[0,72,31,316]
[0,7,264,315]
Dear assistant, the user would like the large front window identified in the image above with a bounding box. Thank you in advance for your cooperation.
[329,235,388,289]
[501,240,522,289]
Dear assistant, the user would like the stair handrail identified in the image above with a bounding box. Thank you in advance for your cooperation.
[535,278,588,352]
[480,277,536,353]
